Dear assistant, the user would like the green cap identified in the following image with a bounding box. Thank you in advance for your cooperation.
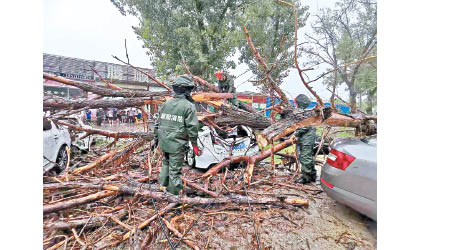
[295,94,310,109]
[172,75,194,88]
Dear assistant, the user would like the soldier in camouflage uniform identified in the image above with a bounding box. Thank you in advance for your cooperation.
[294,94,317,184]
[215,71,238,106]
[153,75,200,195]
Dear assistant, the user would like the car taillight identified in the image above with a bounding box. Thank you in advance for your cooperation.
[326,149,355,170]
[321,177,334,188]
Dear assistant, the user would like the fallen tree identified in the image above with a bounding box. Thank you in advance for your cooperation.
[44,92,233,110]
[43,181,308,215]
[44,73,169,98]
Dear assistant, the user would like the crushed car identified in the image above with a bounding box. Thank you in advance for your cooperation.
[186,125,260,169]
[186,125,331,170]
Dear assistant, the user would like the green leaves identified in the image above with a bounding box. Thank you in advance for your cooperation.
[237,0,309,92]
[110,0,251,80]
[303,0,377,111]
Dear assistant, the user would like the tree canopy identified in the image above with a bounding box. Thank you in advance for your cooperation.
[301,0,377,112]
[237,0,309,93]
[110,0,250,79]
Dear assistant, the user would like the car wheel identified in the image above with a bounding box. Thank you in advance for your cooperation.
[186,148,196,168]
[55,146,69,174]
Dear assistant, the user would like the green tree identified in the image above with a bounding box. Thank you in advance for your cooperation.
[301,0,377,112]
[110,0,249,79]
[237,0,309,94]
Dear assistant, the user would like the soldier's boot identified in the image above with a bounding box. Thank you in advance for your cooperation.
[295,173,317,184]
[295,176,313,184]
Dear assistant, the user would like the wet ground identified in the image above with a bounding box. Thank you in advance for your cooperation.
[185,165,377,250]
[89,122,376,249]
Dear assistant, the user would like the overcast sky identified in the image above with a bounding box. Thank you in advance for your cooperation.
[44,0,348,101]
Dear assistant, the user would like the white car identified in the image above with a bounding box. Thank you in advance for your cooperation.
[186,125,260,169]
[43,118,71,174]
[68,114,94,152]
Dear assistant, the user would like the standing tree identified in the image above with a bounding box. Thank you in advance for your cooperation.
[110,0,250,79]
[301,0,377,112]
[237,0,309,94]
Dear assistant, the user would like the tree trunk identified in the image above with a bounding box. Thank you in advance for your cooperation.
[215,104,271,129]
[44,73,169,98]
[56,121,152,140]
[257,107,332,146]
[43,190,117,214]
[44,92,233,111]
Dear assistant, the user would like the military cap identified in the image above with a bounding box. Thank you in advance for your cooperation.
[172,75,194,88]
[295,94,310,109]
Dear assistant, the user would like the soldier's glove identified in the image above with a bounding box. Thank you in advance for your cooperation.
[193,146,200,156]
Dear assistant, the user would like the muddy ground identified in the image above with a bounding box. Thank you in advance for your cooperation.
[65,122,377,249]
[171,164,377,250]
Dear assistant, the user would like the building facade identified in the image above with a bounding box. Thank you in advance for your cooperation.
[43,53,165,98]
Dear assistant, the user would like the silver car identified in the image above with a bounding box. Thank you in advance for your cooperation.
[320,136,377,220]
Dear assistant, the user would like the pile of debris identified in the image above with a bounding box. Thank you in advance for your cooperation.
[43,17,376,249]
[44,136,325,249]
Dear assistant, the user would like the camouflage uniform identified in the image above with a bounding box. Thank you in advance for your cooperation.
[218,73,238,106]
[155,75,199,195]
[295,94,317,184]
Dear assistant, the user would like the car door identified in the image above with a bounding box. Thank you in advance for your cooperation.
[43,119,60,165]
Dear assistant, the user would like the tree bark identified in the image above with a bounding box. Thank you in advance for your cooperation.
[44,73,170,98]
[215,104,271,129]
[56,121,152,140]
[43,190,117,214]
[44,208,128,230]
[257,107,376,147]
[45,182,308,208]
[44,92,232,111]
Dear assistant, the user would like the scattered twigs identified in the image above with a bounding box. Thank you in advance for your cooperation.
[162,218,200,250]
[71,228,86,247]
[119,203,177,243]
[112,55,172,91]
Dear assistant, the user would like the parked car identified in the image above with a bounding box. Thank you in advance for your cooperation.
[43,118,71,174]
[186,125,260,169]
[320,135,377,220]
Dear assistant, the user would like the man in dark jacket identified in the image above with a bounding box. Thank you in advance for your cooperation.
[154,75,199,195]
[294,94,317,184]
[215,70,238,106]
